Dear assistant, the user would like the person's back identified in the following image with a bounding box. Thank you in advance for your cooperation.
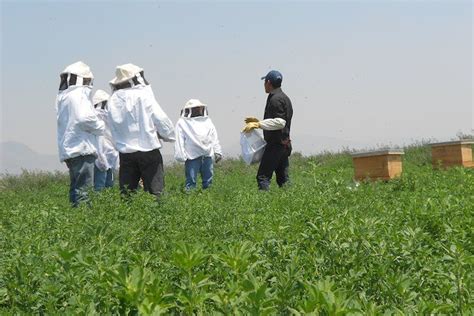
[109,85,172,153]
[107,63,175,198]
[57,86,101,162]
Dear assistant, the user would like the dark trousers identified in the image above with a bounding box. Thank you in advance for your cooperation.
[65,154,95,207]
[119,149,164,198]
[256,143,290,190]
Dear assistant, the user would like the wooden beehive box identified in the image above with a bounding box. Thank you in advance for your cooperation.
[351,150,404,181]
[430,140,474,169]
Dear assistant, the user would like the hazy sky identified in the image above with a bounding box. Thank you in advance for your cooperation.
[1,0,472,158]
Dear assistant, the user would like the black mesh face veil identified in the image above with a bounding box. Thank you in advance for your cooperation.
[59,74,68,91]
[94,101,107,110]
[182,107,208,118]
[139,71,149,85]
[69,74,77,86]
[59,73,93,91]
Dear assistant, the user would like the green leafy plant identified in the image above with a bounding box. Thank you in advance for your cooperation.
[1,145,473,314]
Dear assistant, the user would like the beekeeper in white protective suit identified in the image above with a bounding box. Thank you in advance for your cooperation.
[56,61,105,207]
[174,99,223,190]
[108,63,175,199]
[92,89,119,191]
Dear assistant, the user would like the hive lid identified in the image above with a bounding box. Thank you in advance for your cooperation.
[430,140,474,147]
[351,149,404,158]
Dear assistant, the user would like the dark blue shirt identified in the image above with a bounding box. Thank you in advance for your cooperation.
[263,88,293,144]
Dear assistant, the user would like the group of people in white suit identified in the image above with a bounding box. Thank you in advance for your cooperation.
[56,61,222,206]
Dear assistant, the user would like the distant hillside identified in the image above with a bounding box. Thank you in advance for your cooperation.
[0,134,367,175]
[0,142,66,175]
[0,142,176,175]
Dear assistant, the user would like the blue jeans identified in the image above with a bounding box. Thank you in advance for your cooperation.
[185,156,213,190]
[94,166,114,191]
[65,155,95,207]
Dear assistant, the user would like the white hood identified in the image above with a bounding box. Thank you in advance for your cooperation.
[93,89,110,107]
[61,61,94,78]
[181,99,208,118]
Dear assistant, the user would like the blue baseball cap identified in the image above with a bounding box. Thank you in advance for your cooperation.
[261,70,283,86]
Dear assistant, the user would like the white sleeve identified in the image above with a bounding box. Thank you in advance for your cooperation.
[210,123,223,156]
[259,118,286,131]
[149,97,175,142]
[94,136,109,171]
[174,122,187,162]
[76,96,105,136]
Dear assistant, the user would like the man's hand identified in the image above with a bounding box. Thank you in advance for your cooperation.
[242,122,261,133]
[214,153,223,163]
[244,116,260,124]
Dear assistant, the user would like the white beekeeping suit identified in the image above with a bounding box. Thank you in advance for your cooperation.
[56,61,104,162]
[108,64,175,153]
[92,89,119,171]
[174,99,223,162]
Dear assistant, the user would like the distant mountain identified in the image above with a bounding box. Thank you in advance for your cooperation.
[0,142,176,175]
[290,134,368,155]
[0,142,66,175]
[221,133,369,158]
[0,135,368,175]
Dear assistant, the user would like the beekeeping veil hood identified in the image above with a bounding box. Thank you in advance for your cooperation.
[174,99,221,162]
[109,63,149,90]
[59,61,93,91]
[93,89,110,110]
[181,99,208,118]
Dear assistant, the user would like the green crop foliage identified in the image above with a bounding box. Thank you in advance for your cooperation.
[0,145,473,314]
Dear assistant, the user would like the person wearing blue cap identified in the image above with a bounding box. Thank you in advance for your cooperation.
[243,70,293,190]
